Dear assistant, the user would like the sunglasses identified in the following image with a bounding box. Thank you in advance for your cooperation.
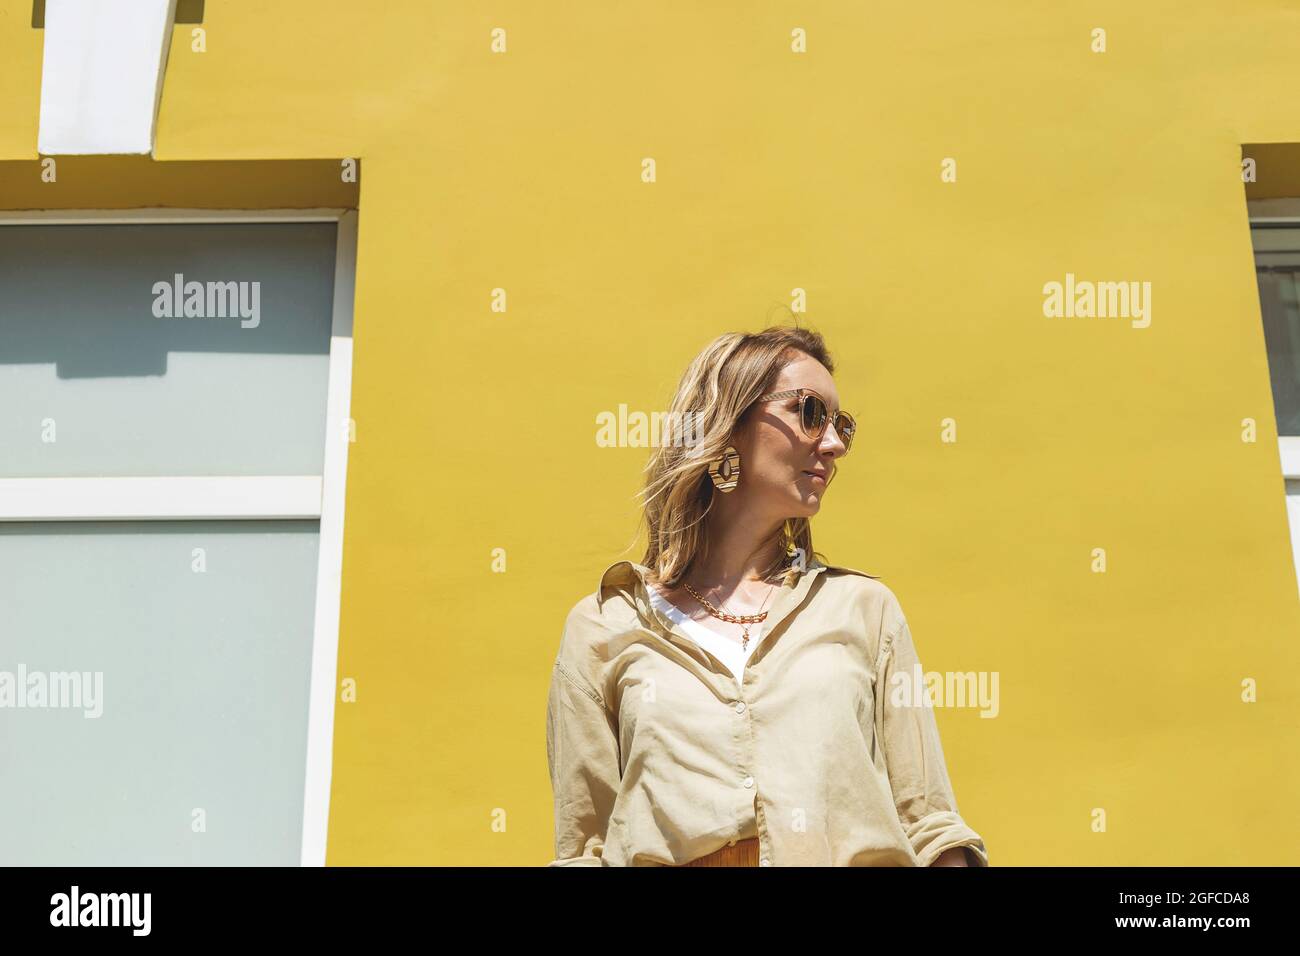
[754,388,857,454]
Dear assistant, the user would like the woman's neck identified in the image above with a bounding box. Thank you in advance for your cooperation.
[689,516,786,589]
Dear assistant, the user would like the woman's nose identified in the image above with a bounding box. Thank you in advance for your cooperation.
[820,422,848,457]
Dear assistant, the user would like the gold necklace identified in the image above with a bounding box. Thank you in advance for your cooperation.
[682,578,777,650]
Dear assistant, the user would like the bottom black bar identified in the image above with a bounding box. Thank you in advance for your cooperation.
[0,866,1284,940]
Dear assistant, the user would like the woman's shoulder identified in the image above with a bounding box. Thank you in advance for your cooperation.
[565,559,647,627]
[816,559,881,581]
[811,560,907,622]
[553,562,648,681]
[814,558,890,595]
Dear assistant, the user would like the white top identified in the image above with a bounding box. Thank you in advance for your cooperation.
[646,584,764,682]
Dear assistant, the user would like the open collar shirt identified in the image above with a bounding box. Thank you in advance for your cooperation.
[545,556,990,867]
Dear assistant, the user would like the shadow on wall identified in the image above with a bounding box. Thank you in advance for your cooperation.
[31,0,207,28]
[0,222,336,378]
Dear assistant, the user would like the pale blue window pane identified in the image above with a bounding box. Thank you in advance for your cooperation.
[0,520,319,865]
[0,222,336,476]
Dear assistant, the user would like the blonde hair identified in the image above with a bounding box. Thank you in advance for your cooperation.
[630,323,839,589]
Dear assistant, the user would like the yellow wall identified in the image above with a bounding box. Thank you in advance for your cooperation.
[3,1,1299,864]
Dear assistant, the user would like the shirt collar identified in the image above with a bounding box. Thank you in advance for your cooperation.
[596,556,877,610]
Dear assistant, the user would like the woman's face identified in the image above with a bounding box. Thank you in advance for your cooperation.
[730,354,851,521]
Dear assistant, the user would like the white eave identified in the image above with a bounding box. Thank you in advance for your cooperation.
[37,0,179,156]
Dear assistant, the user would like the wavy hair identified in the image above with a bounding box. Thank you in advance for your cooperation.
[630,322,839,589]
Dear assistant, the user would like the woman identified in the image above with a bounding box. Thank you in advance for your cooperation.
[546,325,989,866]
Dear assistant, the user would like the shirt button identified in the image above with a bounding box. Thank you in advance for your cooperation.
[734,701,746,714]
[742,776,754,788]
[760,858,771,867]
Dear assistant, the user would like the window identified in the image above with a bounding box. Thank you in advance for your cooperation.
[1248,199,1300,597]
[0,209,356,864]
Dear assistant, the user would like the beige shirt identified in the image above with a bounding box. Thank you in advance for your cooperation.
[545,556,991,867]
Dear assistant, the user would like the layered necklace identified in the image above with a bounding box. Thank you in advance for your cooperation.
[682,577,778,651]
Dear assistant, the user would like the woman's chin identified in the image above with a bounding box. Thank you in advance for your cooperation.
[791,492,822,514]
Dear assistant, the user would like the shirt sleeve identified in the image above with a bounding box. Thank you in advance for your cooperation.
[874,592,990,867]
[545,658,621,866]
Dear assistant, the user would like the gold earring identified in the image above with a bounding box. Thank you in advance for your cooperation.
[708,445,741,492]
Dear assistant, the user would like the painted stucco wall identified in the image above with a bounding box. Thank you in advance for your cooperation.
[2,1,1298,864]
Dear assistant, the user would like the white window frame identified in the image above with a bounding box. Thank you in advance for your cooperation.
[1247,198,1300,596]
[0,207,356,866]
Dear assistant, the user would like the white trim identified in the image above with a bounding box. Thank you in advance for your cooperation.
[37,0,178,156]
[1280,438,1300,480]
[299,209,357,867]
[0,208,348,225]
[146,0,178,160]
[0,476,322,521]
